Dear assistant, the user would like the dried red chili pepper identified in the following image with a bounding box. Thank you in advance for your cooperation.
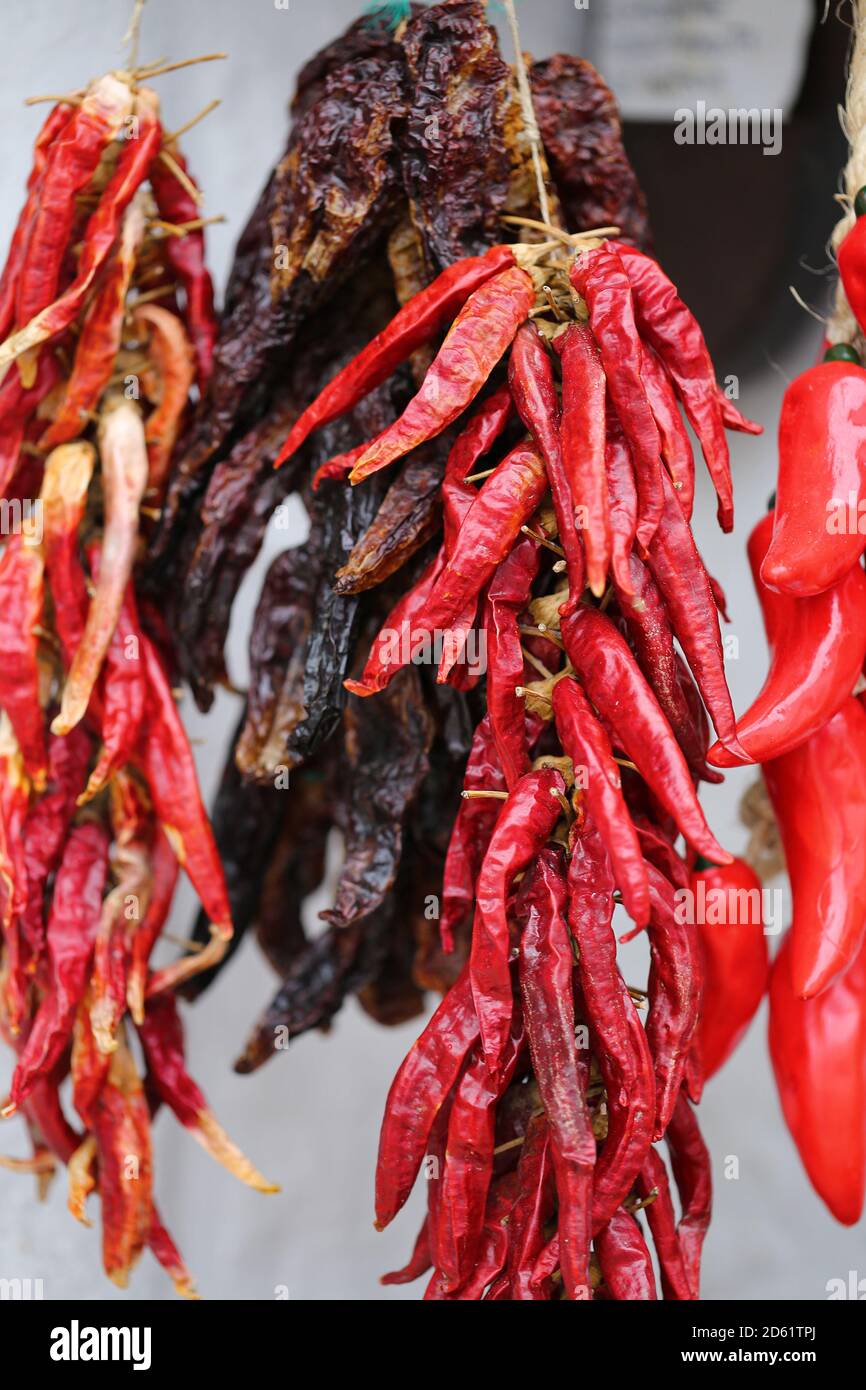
[3,821,109,1115]
[552,676,649,926]
[615,242,761,531]
[79,578,147,804]
[560,605,731,863]
[423,440,548,631]
[133,302,196,492]
[0,716,30,1029]
[615,551,720,784]
[764,699,866,998]
[88,772,152,1056]
[0,338,61,493]
[769,932,866,1225]
[0,533,47,789]
[645,468,741,753]
[19,725,91,963]
[518,848,595,1301]
[381,1216,432,1288]
[147,1207,198,1300]
[485,534,541,788]
[126,829,178,1026]
[435,1023,523,1291]
[630,862,702,1139]
[39,441,95,666]
[605,407,638,597]
[41,194,146,449]
[567,815,655,1230]
[438,715,506,953]
[708,510,866,768]
[470,767,564,1079]
[90,1034,153,1288]
[508,320,586,603]
[761,361,866,596]
[0,102,74,340]
[570,241,664,549]
[375,966,478,1230]
[690,855,768,1076]
[136,631,232,944]
[554,321,609,596]
[13,76,133,340]
[276,245,517,470]
[635,1146,694,1300]
[0,86,161,374]
[595,1206,658,1300]
[641,342,694,519]
[148,138,217,391]
[666,1091,711,1297]
[485,1112,555,1301]
[349,264,534,483]
[138,993,277,1191]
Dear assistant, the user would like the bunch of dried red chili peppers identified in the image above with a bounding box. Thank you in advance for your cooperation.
[0,61,276,1296]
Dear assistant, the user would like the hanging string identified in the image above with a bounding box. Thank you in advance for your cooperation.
[502,0,552,228]
[828,0,866,347]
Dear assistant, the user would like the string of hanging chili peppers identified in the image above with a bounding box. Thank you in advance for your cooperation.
[727,0,866,1229]
[0,42,276,1297]
[262,0,761,1299]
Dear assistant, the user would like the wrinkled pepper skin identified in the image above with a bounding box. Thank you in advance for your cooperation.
[763,699,866,999]
[769,932,866,1226]
[690,856,768,1077]
[762,363,866,597]
[709,511,866,768]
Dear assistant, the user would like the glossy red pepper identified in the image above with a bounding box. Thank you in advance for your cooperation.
[689,856,768,1076]
[349,264,534,483]
[764,698,866,998]
[761,361,866,596]
[708,510,866,768]
[837,190,866,344]
[769,931,866,1225]
[469,767,564,1079]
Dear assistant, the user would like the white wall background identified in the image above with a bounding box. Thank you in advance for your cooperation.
[0,0,863,1301]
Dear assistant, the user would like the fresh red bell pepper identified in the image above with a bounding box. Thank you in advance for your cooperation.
[763,698,866,998]
[761,362,866,596]
[769,931,866,1225]
[708,510,866,768]
[690,856,768,1076]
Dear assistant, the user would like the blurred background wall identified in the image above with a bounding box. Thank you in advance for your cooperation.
[0,0,862,1300]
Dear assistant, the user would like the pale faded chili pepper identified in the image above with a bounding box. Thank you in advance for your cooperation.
[133,302,196,493]
[52,395,148,735]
